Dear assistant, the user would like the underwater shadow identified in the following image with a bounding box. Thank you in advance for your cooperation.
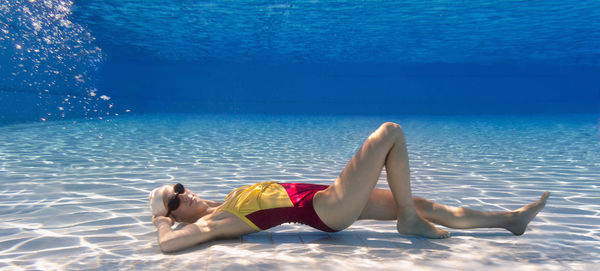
[165,227,520,255]
[448,231,514,238]
[167,230,471,254]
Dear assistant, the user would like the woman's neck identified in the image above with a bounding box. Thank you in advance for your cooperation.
[205,199,223,208]
[193,199,223,220]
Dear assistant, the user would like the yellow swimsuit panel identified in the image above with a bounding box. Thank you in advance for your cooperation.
[221,181,294,230]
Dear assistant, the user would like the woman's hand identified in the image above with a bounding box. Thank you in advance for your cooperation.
[153,215,174,228]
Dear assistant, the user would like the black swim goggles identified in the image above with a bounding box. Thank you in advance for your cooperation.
[165,183,185,217]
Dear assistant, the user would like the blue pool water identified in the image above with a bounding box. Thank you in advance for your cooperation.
[1,0,599,123]
[1,0,600,270]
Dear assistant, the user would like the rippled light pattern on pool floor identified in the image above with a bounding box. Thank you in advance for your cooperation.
[0,114,599,270]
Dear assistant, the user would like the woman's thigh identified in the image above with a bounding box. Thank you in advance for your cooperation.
[313,122,401,229]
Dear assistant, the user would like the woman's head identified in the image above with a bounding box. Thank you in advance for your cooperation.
[149,183,206,223]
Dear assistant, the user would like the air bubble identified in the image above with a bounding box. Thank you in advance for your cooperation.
[4,0,112,123]
[32,21,42,32]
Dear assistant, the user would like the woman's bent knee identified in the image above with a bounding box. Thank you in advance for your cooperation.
[381,121,401,130]
[377,122,404,143]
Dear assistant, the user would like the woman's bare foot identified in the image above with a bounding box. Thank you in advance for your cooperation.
[397,211,450,239]
[505,191,550,236]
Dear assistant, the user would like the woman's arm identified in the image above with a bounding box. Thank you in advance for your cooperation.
[153,212,257,253]
[154,216,212,252]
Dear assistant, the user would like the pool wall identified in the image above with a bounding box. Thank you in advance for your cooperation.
[1,59,599,125]
[96,60,600,115]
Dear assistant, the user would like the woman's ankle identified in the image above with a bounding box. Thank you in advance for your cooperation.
[396,206,420,220]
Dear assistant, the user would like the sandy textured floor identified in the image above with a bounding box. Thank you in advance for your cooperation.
[0,114,599,270]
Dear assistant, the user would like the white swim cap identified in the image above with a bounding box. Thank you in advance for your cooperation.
[149,185,170,217]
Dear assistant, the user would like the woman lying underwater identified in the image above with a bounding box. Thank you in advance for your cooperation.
[149,122,549,252]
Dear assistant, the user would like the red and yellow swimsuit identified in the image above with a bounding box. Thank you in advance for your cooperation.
[220,181,338,232]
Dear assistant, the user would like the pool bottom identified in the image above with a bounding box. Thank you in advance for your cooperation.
[0,114,599,270]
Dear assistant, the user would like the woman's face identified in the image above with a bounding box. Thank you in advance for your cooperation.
[161,184,205,223]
